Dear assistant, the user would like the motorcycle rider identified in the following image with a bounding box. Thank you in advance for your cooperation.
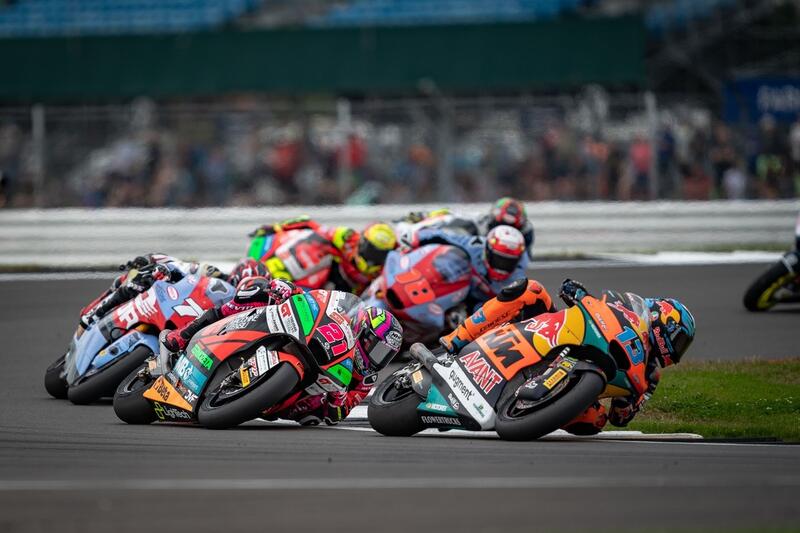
[412,224,529,311]
[79,253,233,329]
[250,216,397,294]
[439,277,696,435]
[396,197,535,258]
[162,277,404,426]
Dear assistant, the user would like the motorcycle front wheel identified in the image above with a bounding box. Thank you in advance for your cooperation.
[113,363,158,425]
[367,369,424,437]
[67,345,154,405]
[44,354,68,399]
[197,362,299,429]
[743,260,796,312]
[494,370,605,441]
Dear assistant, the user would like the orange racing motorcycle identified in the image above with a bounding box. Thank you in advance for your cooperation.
[369,292,653,441]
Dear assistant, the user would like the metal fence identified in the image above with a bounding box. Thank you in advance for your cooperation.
[0,91,797,209]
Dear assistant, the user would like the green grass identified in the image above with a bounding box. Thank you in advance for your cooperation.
[625,358,800,441]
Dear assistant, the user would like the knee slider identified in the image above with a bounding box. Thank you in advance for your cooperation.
[497,278,528,302]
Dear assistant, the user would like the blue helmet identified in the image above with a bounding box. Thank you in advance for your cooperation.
[646,298,695,367]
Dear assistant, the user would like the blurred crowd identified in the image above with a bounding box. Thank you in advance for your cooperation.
[1,105,799,208]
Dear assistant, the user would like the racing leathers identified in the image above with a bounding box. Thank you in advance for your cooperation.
[250,216,375,294]
[163,286,378,426]
[439,278,661,435]
[79,254,224,329]
[413,228,529,311]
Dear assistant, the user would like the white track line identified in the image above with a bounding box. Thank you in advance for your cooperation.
[0,475,797,491]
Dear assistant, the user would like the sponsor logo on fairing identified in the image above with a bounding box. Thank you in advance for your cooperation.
[458,351,503,395]
[167,286,179,300]
[266,307,285,334]
[153,402,191,421]
[420,415,461,426]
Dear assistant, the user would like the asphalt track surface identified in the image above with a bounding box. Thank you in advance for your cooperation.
[1,262,799,532]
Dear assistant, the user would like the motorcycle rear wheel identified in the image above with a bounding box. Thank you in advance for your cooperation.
[368,370,424,437]
[113,363,158,425]
[743,260,795,312]
[67,345,154,405]
[495,370,605,441]
[197,362,299,429]
[44,354,68,399]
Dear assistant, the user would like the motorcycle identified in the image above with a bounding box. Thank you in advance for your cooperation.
[743,214,800,311]
[247,227,336,289]
[368,292,651,441]
[44,272,234,404]
[361,244,471,346]
[113,290,365,429]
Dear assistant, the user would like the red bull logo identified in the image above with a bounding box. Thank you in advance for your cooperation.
[657,300,680,324]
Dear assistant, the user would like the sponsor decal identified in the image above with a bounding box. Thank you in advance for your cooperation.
[420,415,461,426]
[304,293,320,319]
[385,330,402,351]
[411,370,424,384]
[291,294,315,336]
[593,312,607,331]
[472,309,486,324]
[362,373,378,386]
[448,369,473,401]
[653,326,670,357]
[266,307,285,334]
[458,351,503,395]
[326,292,346,317]
[424,402,449,412]
[240,366,251,387]
[255,346,270,374]
[608,301,642,330]
[154,378,170,401]
[328,364,353,387]
[428,303,443,315]
[173,355,208,395]
[226,309,261,331]
[167,286,179,300]
[524,316,563,346]
[153,402,191,421]
[191,344,213,370]
[447,393,460,410]
[281,310,300,338]
[279,302,292,318]
[543,368,567,389]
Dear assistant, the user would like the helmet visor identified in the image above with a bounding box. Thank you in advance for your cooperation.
[358,327,396,368]
[487,249,519,275]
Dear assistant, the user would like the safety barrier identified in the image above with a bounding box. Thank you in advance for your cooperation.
[0,200,797,268]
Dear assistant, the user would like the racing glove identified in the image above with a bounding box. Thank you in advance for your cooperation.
[559,278,589,307]
[266,279,299,304]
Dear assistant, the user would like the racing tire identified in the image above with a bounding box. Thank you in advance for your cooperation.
[44,354,69,399]
[743,261,794,312]
[197,363,300,430]
[113,363,158,425]
[368,372,424,437]
[67,346,154,405]
[495,370,605,442]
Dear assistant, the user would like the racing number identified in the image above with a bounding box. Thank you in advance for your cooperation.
[616,327,644,365]
[394,270,434,305]
[317,323,348,357]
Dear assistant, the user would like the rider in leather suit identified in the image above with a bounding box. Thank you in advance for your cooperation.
[440,278,696,435]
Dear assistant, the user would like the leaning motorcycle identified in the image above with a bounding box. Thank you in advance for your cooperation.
[361,244,471,346]
[247,227,336,289]
[368,292,652,441]
[114,290,364,429]
[45,272,234,404]
[744,212,800,311]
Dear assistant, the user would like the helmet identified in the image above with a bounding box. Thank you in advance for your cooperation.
[229,258,269,286]
[487,197,528,232]
[353,307,403,372]
[646,298,695,367]
[233,276,272,305]
[484,225,526,281]
[354,223,397,277]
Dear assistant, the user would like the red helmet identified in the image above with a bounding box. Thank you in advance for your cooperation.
[488,197,528,232]
[229,258,269,286]
[484,225,525,281]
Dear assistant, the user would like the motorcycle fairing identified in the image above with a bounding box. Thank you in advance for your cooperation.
[65,320,109,384]
[255,230,335,288]
[432,361,496,430]
[88,330,159,373]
